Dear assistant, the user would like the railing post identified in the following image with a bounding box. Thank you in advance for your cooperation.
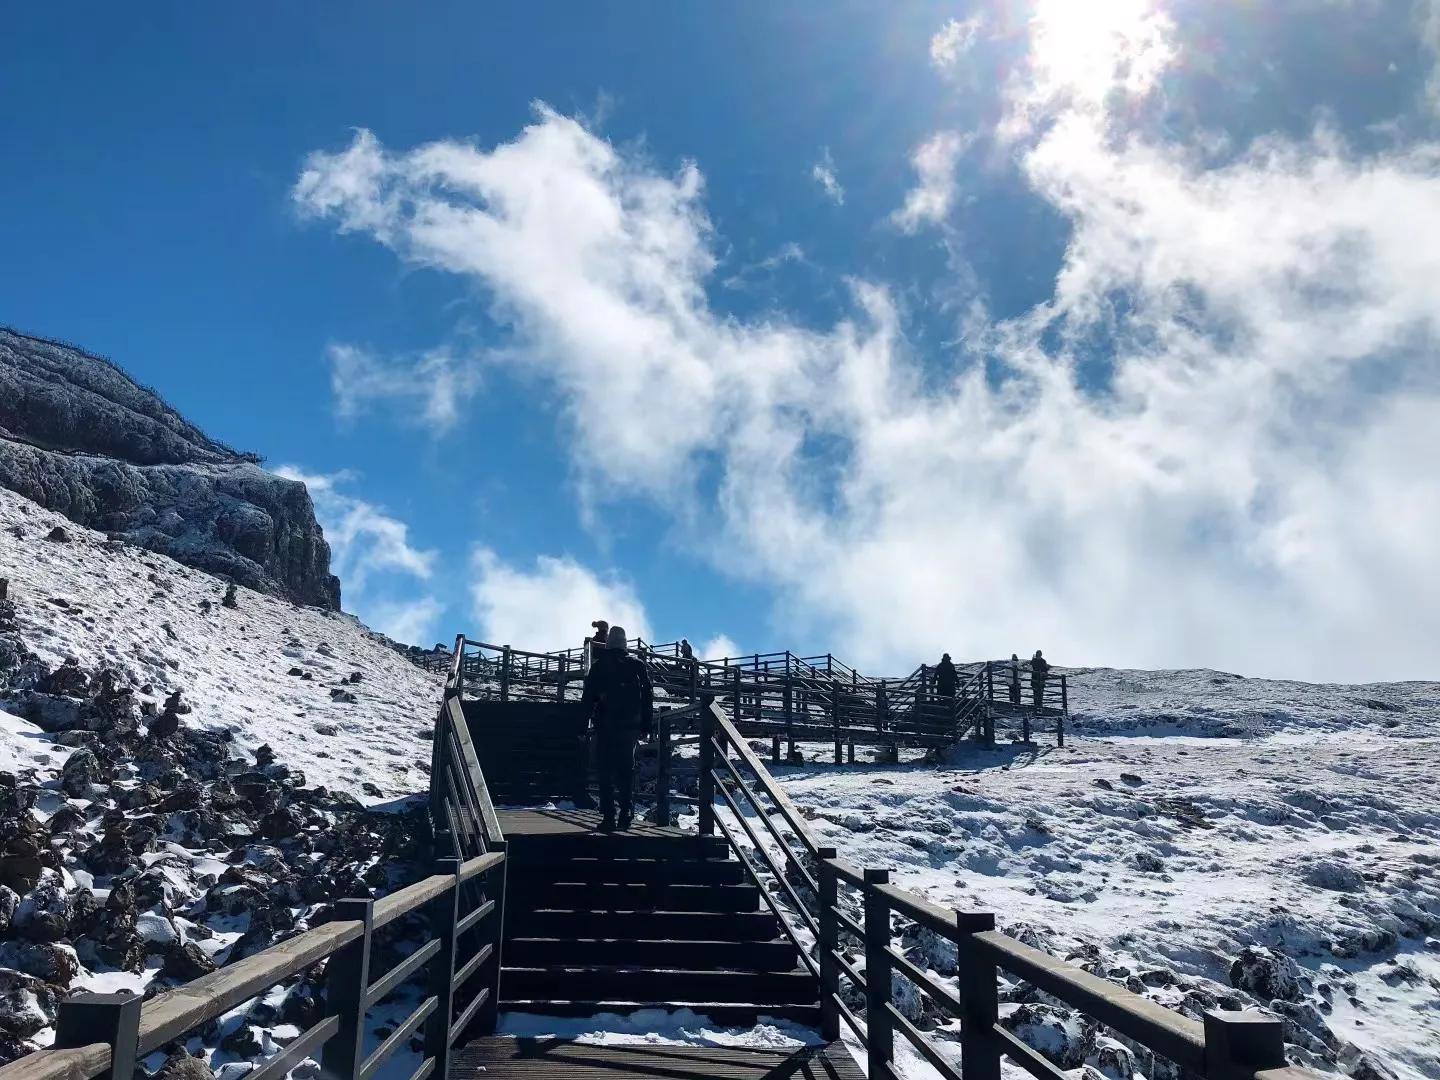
[863,869,894,1080]
[479,840,508,1035]
[956,911,1001,1080]
[425,858,461,1080]
[783,653,794,758]
[730,667,742,727]
[689,658,699,705]
[698,706,716,837]
[654,711,672,825]
[322,898,374,1080]
[831,680,842,765]
[556,655,567,702]
[55,993,141,1080]
[1059,675,1068,747]
[1203,1011,1287,1080]
[499,646,511,702]
[817,848,840,1041]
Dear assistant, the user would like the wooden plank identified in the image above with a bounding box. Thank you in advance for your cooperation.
[452,1038,865,1079]
[137,921,362,1053]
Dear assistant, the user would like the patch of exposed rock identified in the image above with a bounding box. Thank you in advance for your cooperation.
[0,329,339,609]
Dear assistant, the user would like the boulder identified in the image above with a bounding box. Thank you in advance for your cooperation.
[160,941,218,982]
[59,748,101,797]
[1000,1002,1095,1070]
[1229,945,1305,1003]
[154,1049,216,1080]
[0,941,80,987]
[12,874,72,941]
[0,969,58,1038]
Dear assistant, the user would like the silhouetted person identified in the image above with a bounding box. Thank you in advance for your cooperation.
[1030,650,1051,708]
[1008,653,1022,706]
[590,619,609,647]
[679,639,694,660]
[934,653,957,700]
[581,625,653,831]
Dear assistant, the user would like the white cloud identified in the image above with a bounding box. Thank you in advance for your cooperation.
[1421,0,1440,115]
[328,342,482,432]
[891,131,971,233]
[699,634,741,662]
[811,148,845,205]
[277,468,444,644]
[367,596,446,646]
[295,71,1440,682]
[930,15,982,69]
[279,467,436,588]
[470,548,651,653]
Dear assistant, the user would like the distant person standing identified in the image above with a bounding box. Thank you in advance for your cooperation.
[679,639,694,661]
[581,625,653,831]
[1030,650,1051,708]
[1008,653,1022,705]
[934,653,958,701]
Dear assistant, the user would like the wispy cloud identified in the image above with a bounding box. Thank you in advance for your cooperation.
[929,15,982,70]
[327,342,483,433]
[891,130,972,233]
[811,148,845,205]
[470,548,650,652]
[277,467,443,644]
[295,44,1440,682]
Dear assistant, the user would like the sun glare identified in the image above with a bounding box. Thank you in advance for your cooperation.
[1026,0,1176,109]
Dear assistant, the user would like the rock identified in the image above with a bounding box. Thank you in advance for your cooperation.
[314,723,338,737]
[44,526,69,543]
[59,748,101,797]
[361,783,383,798]
[0,329,341,609]
[1000,1002,1095,1069]
[221,583,238,608]
[13,874,72,941]
[329,689,357,704]
[0,969,58,1037]
[161,941,218,982]
[287,667,305,677]
[0,941,80,987]
[1119,772,1144,785]
[347,671,363,684]
[1093,778,1114,790]
[1132,851,1165,873]
[1229,945,1305,1002]
[220,1023,264,1057]
[0,886,17,933]
[154,1049,216,1080]
[39,658,87,698]
[1302,858,1365,893]
[1330,927,1398,959]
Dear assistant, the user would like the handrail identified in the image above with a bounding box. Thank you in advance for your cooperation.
[693,699,1319,1080]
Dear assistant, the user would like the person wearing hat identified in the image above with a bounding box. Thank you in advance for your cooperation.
[580,625,654,831]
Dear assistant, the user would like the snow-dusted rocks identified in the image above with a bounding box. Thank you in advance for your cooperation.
[1230,945,1306,1003]
[0,329,339,609]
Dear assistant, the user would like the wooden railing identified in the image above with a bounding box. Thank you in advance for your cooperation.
[0,851,506,1080]
[696,701,1316,1080]
[0,648,509,1080]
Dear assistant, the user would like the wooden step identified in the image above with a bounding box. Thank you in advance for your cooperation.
[507,882,759,913]
[507,834,729,861]
[490,1000,825,1029]
[501,965,817,1006]
[510,909,781,942]
[509,857,745,886]
[505,936,799,971]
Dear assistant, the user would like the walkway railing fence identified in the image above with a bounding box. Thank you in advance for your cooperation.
[695,701,1314,1080]
[443,635,1068,755]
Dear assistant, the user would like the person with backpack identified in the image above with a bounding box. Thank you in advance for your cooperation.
[1030,649,1051,708]
[581,624,654,831]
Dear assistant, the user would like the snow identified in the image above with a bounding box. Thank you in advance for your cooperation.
[0,486,443,802]
[498,1008,822,1048]
[764,672,1440,1080]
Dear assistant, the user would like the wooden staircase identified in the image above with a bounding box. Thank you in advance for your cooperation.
[497,809,820,1027]
[463,698,823,1029]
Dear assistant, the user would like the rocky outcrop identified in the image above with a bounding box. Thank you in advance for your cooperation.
[0,329,340,609]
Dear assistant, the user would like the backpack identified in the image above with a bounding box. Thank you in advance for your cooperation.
[602,656,646,730]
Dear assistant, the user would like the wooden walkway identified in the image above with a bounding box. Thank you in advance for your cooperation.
[455,1038,863,1079]
[496,807,689,839]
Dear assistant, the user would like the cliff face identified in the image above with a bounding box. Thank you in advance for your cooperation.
[0,328,341,609]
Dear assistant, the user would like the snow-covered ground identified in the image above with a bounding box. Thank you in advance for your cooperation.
[768,672,1440,1080]
[0,486,442,802]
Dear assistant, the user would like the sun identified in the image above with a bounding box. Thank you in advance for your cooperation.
[1025,0,1177,109]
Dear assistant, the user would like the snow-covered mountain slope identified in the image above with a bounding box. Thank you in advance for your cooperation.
[773,682,1440,1080]
[0,485,441,801]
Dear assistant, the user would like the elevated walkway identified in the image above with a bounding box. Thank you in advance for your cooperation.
[455,1038,862,1079]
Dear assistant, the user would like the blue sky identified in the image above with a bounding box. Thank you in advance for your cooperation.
[4,2,1439,680]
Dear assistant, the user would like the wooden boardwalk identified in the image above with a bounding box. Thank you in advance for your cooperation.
[455,1038,863,1079]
